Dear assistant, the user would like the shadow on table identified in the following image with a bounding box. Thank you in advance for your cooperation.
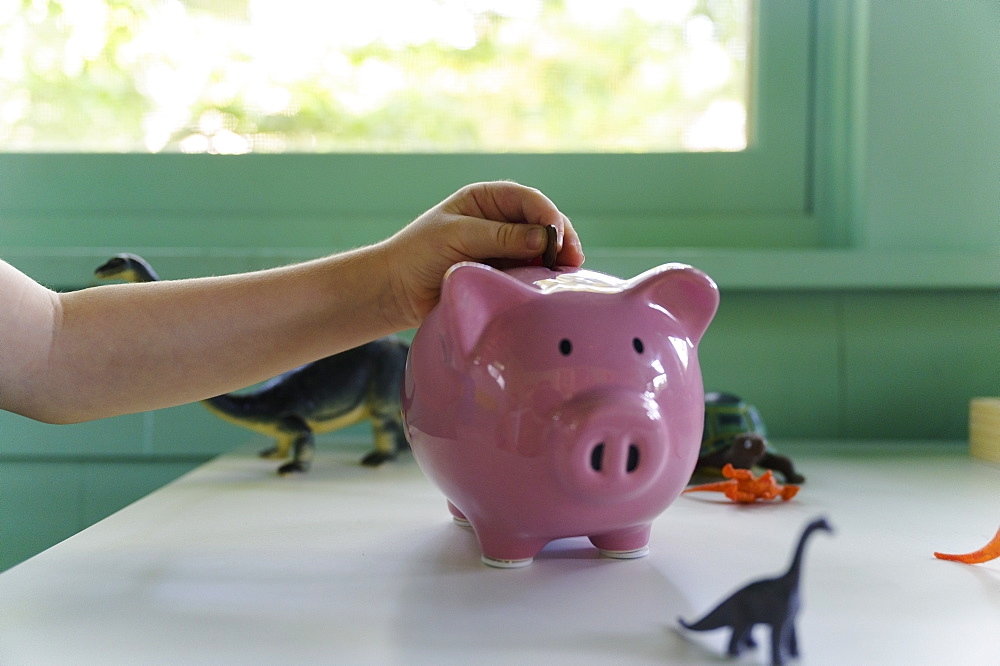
[389,519,722,664]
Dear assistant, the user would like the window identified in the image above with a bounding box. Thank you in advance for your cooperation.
[1,0,750,153]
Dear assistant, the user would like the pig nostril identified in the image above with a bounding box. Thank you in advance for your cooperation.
[626,444,640,472]
[590,443,605,471]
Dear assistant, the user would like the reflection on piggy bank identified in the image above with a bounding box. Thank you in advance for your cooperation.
[402,262,719,567]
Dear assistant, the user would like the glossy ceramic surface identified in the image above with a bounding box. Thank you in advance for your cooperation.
[402,262,719,567]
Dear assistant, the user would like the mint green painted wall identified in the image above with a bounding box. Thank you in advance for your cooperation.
[0,459,202,570]
[2,0,997,571]
[700,289,998,440]
[861,0,1000,250]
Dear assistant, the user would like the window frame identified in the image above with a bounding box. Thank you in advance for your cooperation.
[0,0,817,253]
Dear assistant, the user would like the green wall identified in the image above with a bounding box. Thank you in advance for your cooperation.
[862,1,1000,250]
[2,0,997,570]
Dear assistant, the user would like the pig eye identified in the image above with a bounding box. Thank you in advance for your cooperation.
[632,337,645,354]
[559,339,573,356]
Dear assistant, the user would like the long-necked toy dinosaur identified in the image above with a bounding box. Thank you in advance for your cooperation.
[679,517,833,666]
[95,253,409,475]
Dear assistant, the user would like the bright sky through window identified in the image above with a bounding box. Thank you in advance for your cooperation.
[0,0,751,153]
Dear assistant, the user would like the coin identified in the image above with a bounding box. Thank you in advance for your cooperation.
[542,224,558,269]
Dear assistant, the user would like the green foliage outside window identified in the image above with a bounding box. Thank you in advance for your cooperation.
[0,0,749,153]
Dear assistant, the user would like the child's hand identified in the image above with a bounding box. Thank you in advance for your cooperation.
[382,181,584,328]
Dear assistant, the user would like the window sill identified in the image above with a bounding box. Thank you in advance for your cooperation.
[588,248,999,291]
[6,247,998,292]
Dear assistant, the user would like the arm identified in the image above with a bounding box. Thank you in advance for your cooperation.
[0,181,583,424]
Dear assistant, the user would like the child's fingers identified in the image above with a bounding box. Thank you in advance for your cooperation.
[456,217,550,262]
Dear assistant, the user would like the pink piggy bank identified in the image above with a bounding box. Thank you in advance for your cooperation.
[402,262,719,567]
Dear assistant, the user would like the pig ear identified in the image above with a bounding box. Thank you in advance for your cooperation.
[439,262,537,357]
[628,263,719,343]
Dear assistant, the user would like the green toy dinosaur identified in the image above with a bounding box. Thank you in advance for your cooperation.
[95,253,409,475]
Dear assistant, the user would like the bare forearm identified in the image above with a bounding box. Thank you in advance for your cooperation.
[3,181,582,425]
[35,246,396,423]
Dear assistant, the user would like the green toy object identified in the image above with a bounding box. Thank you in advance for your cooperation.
[95,253,409,475]
[697,392,804,484]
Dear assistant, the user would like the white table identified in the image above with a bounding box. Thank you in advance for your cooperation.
[1,441,997,665]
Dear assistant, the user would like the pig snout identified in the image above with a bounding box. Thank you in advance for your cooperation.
[553,388,670,501]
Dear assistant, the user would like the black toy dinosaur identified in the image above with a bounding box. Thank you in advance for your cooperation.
[679,517,833,666]
[95,253,409,474]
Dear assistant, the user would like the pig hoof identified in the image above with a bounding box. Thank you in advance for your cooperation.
[452,516,473,529]
[481,555,533,569]
[599,546,650,560]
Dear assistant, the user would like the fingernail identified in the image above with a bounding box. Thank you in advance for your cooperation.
[526,226,546,252]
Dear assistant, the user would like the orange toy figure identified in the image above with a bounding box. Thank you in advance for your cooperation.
[934,524,1000,564]
[684,464,800,504]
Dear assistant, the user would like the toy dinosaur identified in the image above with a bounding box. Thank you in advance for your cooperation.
[699,392,804,483]
[679,517,833,666]
[684,463,800,504]
[95,253,409,474]
[935,523,1000,564]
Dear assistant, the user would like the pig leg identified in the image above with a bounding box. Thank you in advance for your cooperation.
[589,524,652,559]
[473,525,550,569]
[446,502,548,569]
[447,500,472,528]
